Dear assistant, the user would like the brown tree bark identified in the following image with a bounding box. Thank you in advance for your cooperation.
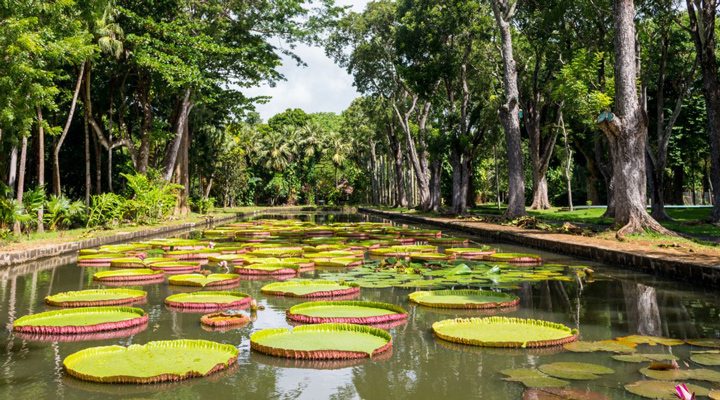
[52,62,86,196]
[137,72,153,174]
[163,88,193,181]
[36,107,45,233]
[8,145,18,195]
[491,0,526,218]
[597,0,674,237]
[686,0,720,222]
[395,96,432,210]
[13,135,28,235]
[84,105,91,206]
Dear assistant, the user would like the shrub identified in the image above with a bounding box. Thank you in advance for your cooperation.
[45,195,86,231]
[121,172,181,224]
[190,197,215,214]
[87,193,125,228]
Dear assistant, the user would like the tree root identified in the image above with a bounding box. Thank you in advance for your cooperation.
[615,212,678,241]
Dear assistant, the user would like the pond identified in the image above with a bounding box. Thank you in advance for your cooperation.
[1,212,719,399]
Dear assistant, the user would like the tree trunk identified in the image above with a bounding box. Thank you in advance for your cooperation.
[560,113,574,211]
[671,165,685,204]
[36,107,44,233]
[686,0,720,221]
[92,127,101,194]
[8,146,18,195]
[491,1,526,218]
[13,135,28,235]
[525,92,558,210]
[163,88,193,181]
[597,0,673,237]
[52,62,86,196]
[369,140,379,204]
[84,107,91,206]
[137,73,153,174]
[429,159,441,211]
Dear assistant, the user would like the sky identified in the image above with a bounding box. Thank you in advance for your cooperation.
[242,0,370,121]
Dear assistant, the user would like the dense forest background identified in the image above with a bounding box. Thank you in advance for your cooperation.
[1,0,719,237]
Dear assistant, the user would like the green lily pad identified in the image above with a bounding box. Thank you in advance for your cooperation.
[537,362,613,380]
[687,339,720,348]
[250,323,392,359]
[63,339,238,383]
[500,368,569,388]
[13,306,147,334]
[617,335,684,346]
[261,280,359,298]
[640,366,720,383]
[45,289,147,307]
[691,351,720,366]
[624,380,710,399]
[612,353,679,363]
[164,291,252,310]
[287,301,407,324]
[563,340,636,353]
[408,289,519,309]
[168,274,240,287]
[432,317,578,348]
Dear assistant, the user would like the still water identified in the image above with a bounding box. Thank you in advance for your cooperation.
[1,212,719,399]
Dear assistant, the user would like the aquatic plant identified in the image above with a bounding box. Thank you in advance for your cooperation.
[13,306,148,334]
[408,290,519,309]
[432,317,577,348]
[286,301,407,325]
[45,289,146,307]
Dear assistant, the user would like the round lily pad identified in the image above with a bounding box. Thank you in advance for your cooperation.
[250,323,392,359]
[168,273,240,287]
[234,262,301,275]
[711,389,720,400]
[445,247,495,259]
[261,280,360,298]
[200,311,250,328]
[77,253,127,267]
[93,268,165,284]
[612,353,679,363]
[432,317,578,348]
[617,335,684,346]
[501,368,569,388]
[537,362,613,380]
[624,380,710,399]
[63,339,238,384]
[563,340,636,353]
[639,366,720,383]
[286,301,407,325]
[14,324,148,343]
[487,253,543,265]
[149,261,202,274]
[109,257,145,268]
[691,351,720,366]
[687,339,720,348]
[13,306,148,334]
[45,289,147,307]
[165,291,252,310]
[408,289,519,309]
[521,388,609,400]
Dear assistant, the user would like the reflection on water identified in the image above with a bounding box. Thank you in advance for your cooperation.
[1,213,719,399]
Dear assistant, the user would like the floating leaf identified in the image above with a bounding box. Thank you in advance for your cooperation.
[612,353,679,363]
[286,301,407,325]
[250,323,392,359]
[639,367,720,383]
[261,280,359,298]
[432,317,577,348]
[63,339,238,384]
[617,335,684,346]
[538,362,613,380]
[45,289,146,307]
[691,351,720,366]
[624,380,710,399]
[686,339,720,349]
[13,306,148,335]
[521,388,609,400]
[500,368,569,388]
[408,289,519,309]
[164,291,252,310]
[563,340,636,353]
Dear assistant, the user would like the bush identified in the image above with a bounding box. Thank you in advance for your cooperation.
[190,197,215,214]
[45,195,86,231]
[87,193,125,228]
[121,172,181,224]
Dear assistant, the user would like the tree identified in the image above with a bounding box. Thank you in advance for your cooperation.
[491,0,526,218]
[596,0,673,236]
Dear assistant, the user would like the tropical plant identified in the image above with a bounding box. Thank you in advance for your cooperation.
[44,195,86,231]
[86,193,125,228]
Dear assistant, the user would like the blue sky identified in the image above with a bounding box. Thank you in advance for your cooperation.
[242,0,370,121]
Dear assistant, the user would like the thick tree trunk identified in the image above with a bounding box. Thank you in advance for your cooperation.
[369,140,379,204]
[137,73,153,174]
[163,88,193,181]
[36,107,44,233]
[686,0,720,221]
[671,165,685,204]
[92,127,101,194]
[84,108,91,206]
[492,1,526,218]
[560,113,574,211]
[52,62,86,196]
[525,94,558,210]
[13,136,28,235]
[450,145,470,214]
[429,159,441,211]
[597,0,673,237]
[395,99,432,210]
[8,146,18,195]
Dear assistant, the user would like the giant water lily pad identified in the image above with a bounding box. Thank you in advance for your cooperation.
[63,339,238,383]
[234,262,300,275]
[639,367,720,383]
[149,261,201,274]
[521,388,609,400]
[487,253,543,265]
[432,317,577,348]
[168,274,240,287]
[563,340,636,353]
[261,280,360,298]
[250,323,392,359]
[13,306,148,334]
[617,335,684,346]
[537,362,614,380]
[408,289,519,309]
[687,339,720,348]
[286,301,407,325]
[46,289,146,307]
[501,368,569,388]
[93,268,164,284]
[165,291,251,310]
[612,353,679,363]
[691,351,720,366]
[624,380,710,399]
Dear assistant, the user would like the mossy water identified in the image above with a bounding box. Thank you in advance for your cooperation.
[2,212,720,399]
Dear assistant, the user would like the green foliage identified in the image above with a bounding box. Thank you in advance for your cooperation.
[121,172,181,225]
[87,193,125,228]
[44,195,86,231]
[190,197,215,214]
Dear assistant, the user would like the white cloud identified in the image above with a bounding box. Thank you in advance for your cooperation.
[242,0,370,121]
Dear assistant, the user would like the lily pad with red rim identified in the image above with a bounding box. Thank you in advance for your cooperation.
[432,317,577,348]
[624,380,710,399]
[164,290,252,310]
[93,268,165,284]
[261,280,360,298]
[45,288,147,307]
[13,306,148,335]
[286,301,407,325]
[168,273,240,287]
[408,289,519,309]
